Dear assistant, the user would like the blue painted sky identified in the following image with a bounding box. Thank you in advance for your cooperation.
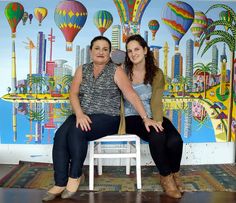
[0,0,235,96]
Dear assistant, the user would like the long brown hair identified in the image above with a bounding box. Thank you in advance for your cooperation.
[125,34,159,85]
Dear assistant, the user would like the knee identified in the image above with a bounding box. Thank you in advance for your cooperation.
[149,130,166,144]
[168,136,183,149]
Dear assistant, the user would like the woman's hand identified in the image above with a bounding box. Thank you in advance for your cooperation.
[143,118,164,133]
[75,113,92,131]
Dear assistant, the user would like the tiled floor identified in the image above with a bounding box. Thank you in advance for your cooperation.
[0,164,16,179]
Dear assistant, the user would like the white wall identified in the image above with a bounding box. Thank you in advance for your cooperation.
[0,142,235,165]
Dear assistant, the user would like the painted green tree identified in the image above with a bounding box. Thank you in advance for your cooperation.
[199,4,235,141]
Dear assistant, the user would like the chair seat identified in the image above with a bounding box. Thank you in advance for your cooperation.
[89,134,142,190]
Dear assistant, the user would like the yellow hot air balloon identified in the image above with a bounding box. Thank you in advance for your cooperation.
[34,7,47,26]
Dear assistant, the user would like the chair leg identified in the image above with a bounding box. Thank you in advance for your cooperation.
[126,141,131,175]
[136,137,142,189]
[97,142,103,175]
[89,141,94,190]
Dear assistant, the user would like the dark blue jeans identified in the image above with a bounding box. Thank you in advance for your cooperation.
[52,114,120,186]
[125,116,183,176]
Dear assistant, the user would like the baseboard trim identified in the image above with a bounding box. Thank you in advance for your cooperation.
[0,142,235,165]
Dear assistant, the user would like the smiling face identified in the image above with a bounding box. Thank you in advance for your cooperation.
[90,39,110,65]
[126,40,147,65]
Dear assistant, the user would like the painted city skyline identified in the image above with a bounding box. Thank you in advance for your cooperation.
[0,0,235,144]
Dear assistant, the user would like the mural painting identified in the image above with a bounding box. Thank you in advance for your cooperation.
[0,0,235,144]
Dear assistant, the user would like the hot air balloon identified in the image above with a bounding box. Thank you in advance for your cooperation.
[148,20,160,40]
[113,0,151,42]
[22,12,28,25]
[29,13,33,24]
[161,1,194,50]
[34,7,47,26]
[219,10,232,32]
[93,10,113,36]
[190,11,208,47]
[205,18,215,43]
[54,0,87,51]
[4,2,24,38]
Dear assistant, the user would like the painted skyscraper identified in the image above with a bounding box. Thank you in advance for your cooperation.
[75,45,80,67]
[212,45,219,75]
[185,39,194,91]
[111,25,121,50]
[171,52,183,78]
[86,45,91,63]
[184,39,194,138]
[81,48,85,65]
[171,52,183,133]
[36,32,46,74]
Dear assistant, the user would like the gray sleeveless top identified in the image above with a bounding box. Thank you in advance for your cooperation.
[124,83,152,118]
[79,62,121,116]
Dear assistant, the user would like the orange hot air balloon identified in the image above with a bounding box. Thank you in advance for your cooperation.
[5,2,24,38]
[34,7,47,26]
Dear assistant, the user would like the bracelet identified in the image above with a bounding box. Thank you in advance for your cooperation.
[142,115,148,120]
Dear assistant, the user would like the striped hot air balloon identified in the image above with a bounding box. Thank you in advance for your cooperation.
[113,0,151,42]
[4,2,24,38]
[219,10,232,32]
[190,11,208,47]
[54,0,87,51]
[93,10,113,36]
[34,7,48,26]
[161,1,194,50]
[148,20,160,40]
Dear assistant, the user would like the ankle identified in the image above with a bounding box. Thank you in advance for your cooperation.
[66,177,80,192]
[48,186,65,194]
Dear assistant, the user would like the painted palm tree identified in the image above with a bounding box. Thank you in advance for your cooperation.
[198,4,235,141]
[193,62,216,99]
[62,75,73,92]
[28,75,46,95]
[48,77,55,93]
[176,75,192,97]
[165,75,173,91]
[27,107,45,121]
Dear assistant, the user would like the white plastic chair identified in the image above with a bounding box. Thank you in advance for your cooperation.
[89,134,141,190]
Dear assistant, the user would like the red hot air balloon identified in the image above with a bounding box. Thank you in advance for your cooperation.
[148,20,160,40]
[54,0,88,51]
[5,2,24,38]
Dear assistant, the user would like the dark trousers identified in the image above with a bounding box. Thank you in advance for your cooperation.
[53,114,120,186]
[125,116,183,176]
